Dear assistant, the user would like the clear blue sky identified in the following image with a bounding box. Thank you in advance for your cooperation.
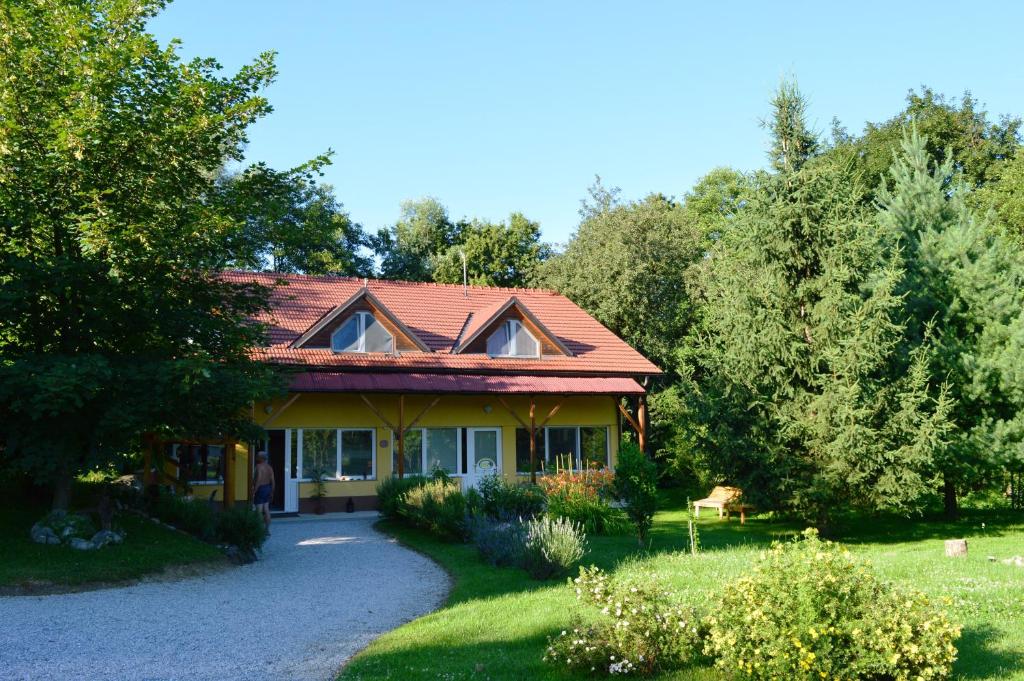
[148,1,1024,245]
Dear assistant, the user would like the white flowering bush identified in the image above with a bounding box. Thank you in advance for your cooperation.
[544,566,703,675]
[704,529,961,680]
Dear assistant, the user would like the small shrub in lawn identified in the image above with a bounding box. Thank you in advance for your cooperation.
[546,489,631,535]
[376,475,428,519]
[614,441,657,547]
[400,479,466,540]
[545,566,704,676]
[705,529,961,680]
[522,516,586,580]
[150,490,216,540]
[476,475,546,520]
[467,516,526,567]
[215,506,268,558]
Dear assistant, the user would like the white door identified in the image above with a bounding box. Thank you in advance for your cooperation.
[283,429,299,513]
[465,428,501,490]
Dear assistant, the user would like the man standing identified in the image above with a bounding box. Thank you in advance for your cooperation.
[252,451,275,534]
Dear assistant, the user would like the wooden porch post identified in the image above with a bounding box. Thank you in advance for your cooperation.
[142,434,153,487]
[397,394,405,479]
[529,397,537,484]
[637,395,647,454]
[223,440,235,510]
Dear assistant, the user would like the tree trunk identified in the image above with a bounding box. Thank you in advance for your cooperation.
[943,476,959,521]
[51,464,73,511]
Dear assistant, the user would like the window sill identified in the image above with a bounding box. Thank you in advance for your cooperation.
[186,480,223,485]
[299,477,377,483]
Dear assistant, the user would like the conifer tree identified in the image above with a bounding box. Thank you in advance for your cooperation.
[693,147,950,526]
[880,131,1024,518]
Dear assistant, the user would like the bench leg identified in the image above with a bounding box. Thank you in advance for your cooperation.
[740,508,746,524]
[718,507,723,518]
[694,505,700,518]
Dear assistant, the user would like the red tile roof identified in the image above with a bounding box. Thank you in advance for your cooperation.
[222,271,661,377]
[290,372,645,395]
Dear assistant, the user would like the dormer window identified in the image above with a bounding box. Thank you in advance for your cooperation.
[486,319,539,358]
[331,311,394,353]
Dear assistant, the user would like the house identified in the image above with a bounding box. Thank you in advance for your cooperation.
[147,272,661,513]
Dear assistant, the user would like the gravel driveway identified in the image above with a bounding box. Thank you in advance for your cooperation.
[0,514,449,681]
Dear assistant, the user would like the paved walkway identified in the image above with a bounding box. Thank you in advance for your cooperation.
[0,515,449,681]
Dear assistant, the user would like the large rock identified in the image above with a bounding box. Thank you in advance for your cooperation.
[29,523,60,545]
[69,537,96,551]
[91,530,125,547]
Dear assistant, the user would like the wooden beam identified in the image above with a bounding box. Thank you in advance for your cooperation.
[405,396,441,432]
[261,393,301,428]
[537,399,564,429]
[359,394,397,431]
[496,396,530,430]
[617,401,640,433]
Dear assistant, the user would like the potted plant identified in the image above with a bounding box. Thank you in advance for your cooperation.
[309,464,328,514]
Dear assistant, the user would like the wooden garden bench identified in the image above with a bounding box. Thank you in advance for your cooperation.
[693,486,752,523]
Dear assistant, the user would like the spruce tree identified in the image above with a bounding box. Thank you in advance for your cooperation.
[880,131,1024,518]
[693,149,950,527]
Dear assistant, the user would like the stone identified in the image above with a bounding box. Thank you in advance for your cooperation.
[91,530,124,547]
[69,537,96,551]
[944,538,968,557]
[29,523,60,545]
[1002,555,1024,568]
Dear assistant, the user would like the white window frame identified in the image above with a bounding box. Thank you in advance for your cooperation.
[296,427,377,481]
[393,427,464,477]
[487,319,540,358]
[331,311,394,354]
[517,425,611,474]
[171,443,225,486]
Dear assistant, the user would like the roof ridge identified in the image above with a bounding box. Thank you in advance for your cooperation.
[222,269,561,295]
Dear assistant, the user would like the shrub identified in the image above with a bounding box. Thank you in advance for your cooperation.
[467,516,526,567]
[216,505,268,558]
[705,529,961,680]
[545,489,631,535]
[400,479,466,540]
[150,490,216,540]
[614,441,657,547]
[545,566,704,676]
[376,475,428,519]
[477,475,546,520]
[522,516,586,580]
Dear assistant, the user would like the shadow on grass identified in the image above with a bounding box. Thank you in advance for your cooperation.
[957,625,1024,680]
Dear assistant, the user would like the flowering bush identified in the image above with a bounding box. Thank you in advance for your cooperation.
[546,489,631,535]
[704,529,960,680]
[538,469,616,500]
[522,516,587,579]
[545,566,704,676]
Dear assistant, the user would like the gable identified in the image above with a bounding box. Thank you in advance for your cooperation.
[292,289,429,353]
[454,297,572,357]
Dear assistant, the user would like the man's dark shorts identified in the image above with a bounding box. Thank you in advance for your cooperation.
[254,483,272,505]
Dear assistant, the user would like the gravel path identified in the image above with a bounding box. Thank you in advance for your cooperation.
[0,515,449,681]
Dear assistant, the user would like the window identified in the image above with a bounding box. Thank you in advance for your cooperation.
[301,429,337,479]
[294,428,376,480]
[394,427,462,476]
[515,428,546,474]
[331,311,394,353]
[486,319,539,357]
[515,426,610,473]
[168,443,224,484]
[341,430,374,479]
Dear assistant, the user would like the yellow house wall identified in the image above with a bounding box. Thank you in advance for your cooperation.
[253,392,620,499]
[161,442,249,504]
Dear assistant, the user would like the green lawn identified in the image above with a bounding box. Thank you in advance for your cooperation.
[0,505,225,592]
[340,493,1024,680]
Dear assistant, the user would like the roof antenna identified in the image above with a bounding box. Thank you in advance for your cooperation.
[459,249,468,297]
[362,277,368,289]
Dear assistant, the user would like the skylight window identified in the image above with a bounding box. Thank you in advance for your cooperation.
[486,319,539,358]
[331,311,394,353]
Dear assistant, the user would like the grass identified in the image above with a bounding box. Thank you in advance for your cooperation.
[0,502,225,592]
[340,491,1024,680]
